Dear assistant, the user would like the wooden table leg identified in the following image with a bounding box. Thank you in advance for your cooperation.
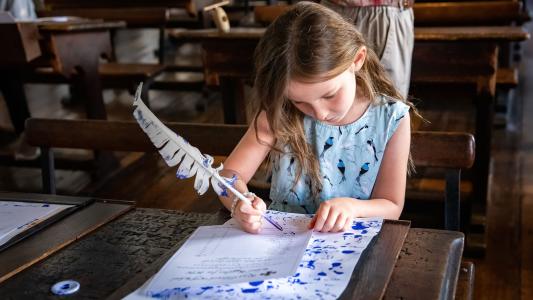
[48,32,111,120]
[72,63,107,119]
[219,76,246,124]
[0,71,31,135]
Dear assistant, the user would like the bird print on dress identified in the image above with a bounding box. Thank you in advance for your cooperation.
[287,157,295,175]
[289,188,301,204]
[337,159,346,183]
[395,115,405,122]
[319,137,334,158]
[356,162,370,186]
[267,99,410,213]
[323,175,334,187]
[366,139,378,162]
[355,124,369,135]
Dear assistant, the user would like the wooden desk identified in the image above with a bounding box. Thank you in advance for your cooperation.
[0,206,464,299]
[173,26,529,124]
[0,192,132,284]
[0,19,125,134]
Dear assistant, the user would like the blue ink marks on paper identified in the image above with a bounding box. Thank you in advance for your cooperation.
[304,260,316,269]
[249,281,264,286]
[318,272,327,276]
[342,250,355,254]
[241,288,260,293]
[352,221,370,230]
[196,286,213,295]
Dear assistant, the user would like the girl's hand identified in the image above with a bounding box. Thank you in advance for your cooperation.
[234,195,267,234]
[308,198,357,232]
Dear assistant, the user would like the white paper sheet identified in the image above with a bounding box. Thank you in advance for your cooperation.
[125,211,383,300]
[0,201,74,247]
[143,212,313,296]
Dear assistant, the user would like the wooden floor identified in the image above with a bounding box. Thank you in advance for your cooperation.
[0,20,532,300]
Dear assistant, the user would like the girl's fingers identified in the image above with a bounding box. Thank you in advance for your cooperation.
[252,197,267,213]
[308,215,317,229]
[321,210,339,232]
[240,213,261,223]
[343,217,353,232]
[241,220,262,234]
[331,215,347,232]
[312,203,331,231]
[239,201,263,216]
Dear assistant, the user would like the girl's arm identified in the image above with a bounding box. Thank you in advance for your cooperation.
[219,111,274,233]
[310,113,411,232]
[223,111,274,183]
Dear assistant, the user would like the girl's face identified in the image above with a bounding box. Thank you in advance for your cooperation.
[288,64,358,126]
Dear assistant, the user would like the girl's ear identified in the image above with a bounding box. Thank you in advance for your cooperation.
[353,46,367,72]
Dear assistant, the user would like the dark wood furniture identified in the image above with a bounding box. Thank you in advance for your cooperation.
[456,260,476,300]
[0,14,125,135]
[37,0,205,63]
[0,192,132,284]
[413,1,530,26]
[25,118,475,230]
[0,199,465,299]
[170,26,529,123]
[253,2,529,26]
[36,1,209,97]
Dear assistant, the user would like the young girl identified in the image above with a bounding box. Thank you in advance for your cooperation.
[218,1,413,234]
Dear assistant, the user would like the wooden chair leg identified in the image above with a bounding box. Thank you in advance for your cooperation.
[0,73,31,135]
[41,147,56,194]
[456,260,475,300]
[445,169,461,231]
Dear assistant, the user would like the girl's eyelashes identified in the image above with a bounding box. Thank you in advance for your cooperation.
[323,93,336,100]
[289,99,303,105]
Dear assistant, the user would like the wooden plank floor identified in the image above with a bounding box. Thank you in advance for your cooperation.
[0,22,532,299]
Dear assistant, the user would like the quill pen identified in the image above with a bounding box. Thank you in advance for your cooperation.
[132,83,282,231]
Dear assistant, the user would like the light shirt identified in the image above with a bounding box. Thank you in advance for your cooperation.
[269,95,409,213]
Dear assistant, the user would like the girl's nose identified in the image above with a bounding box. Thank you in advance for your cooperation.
[314,108,328,122]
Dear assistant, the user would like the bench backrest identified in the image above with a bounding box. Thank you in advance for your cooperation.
[26,118,474,167]
[37,0,208,26]
[26,118,475,230]
[254,2,526,26]
[40,0,192,9]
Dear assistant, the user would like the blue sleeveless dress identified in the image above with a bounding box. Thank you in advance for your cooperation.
[268,95,410,213]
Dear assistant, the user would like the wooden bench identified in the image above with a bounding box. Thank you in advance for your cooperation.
[24,63,165,105]
[25,118,475,230]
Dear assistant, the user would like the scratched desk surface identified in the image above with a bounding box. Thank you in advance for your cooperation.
[0,209,462,299]
[0,209,215,299]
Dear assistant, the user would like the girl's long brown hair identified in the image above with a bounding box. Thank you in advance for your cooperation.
[252,1,414,196]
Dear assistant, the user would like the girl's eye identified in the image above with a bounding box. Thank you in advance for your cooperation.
[323,94,336,100]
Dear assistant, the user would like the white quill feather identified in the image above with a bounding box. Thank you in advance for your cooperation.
[132,83,249,202]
